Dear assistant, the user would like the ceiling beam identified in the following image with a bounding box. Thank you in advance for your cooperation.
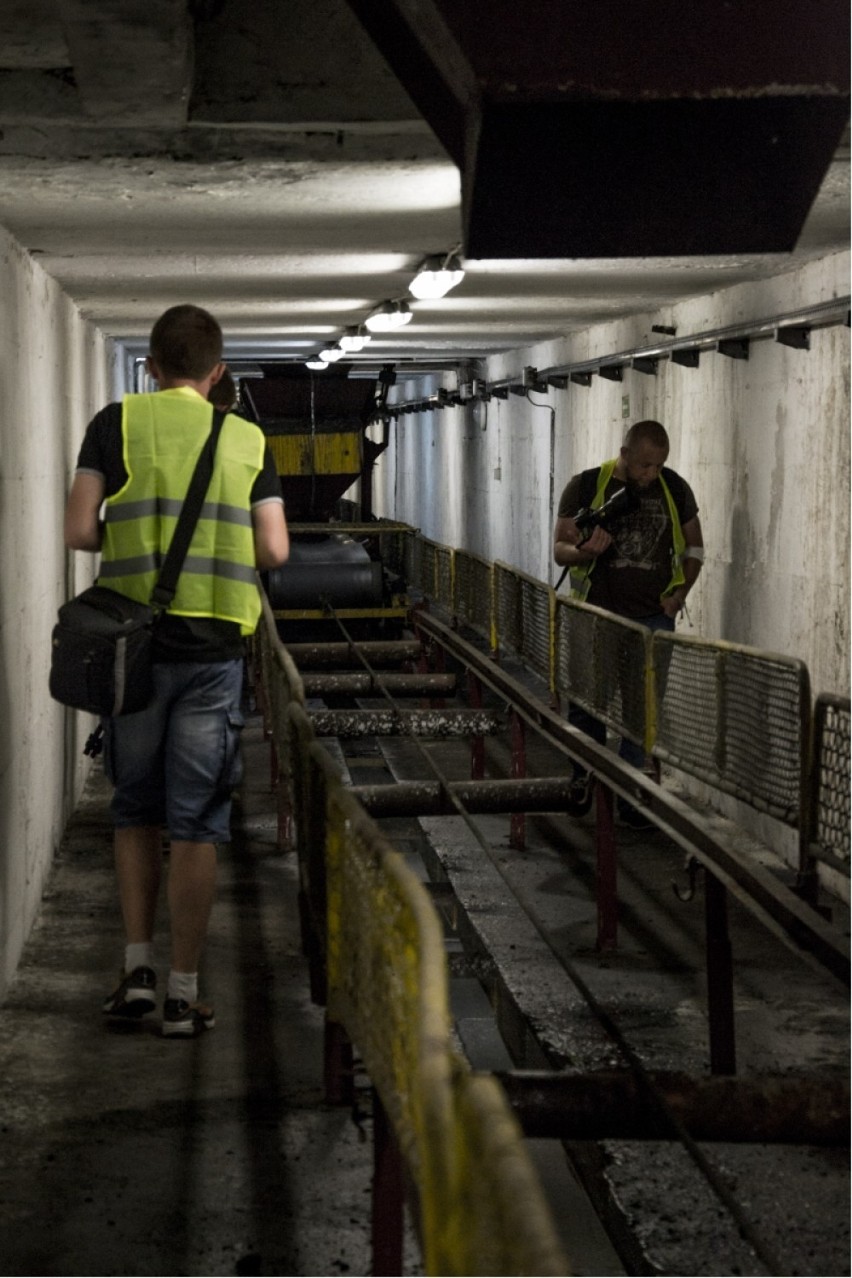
[345,0,850,257]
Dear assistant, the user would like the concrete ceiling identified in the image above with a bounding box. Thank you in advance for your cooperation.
[0,0,847,373]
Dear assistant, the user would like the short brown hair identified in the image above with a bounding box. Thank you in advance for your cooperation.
[625,419,669,452]
[208,367,237,411]
[149,304,223,379]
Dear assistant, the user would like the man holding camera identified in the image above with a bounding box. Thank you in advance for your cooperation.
[553,419,704,826]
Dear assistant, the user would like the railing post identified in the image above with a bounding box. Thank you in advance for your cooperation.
[269,734,279,793]
[595,783,618,951]
[372,1089,405,1277]
[255,640,272,740]
[276,754,293,852]
[705,870,737,1075]
[431,641,447,708]
[324,1017,355,1105]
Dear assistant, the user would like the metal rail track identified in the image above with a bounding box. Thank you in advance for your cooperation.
[282,610,850,1277]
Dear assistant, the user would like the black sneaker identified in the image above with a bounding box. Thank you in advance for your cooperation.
[102,966,157,1019]
[565,772,594,817]
[162,998,215,1038]
[617,805,654,832]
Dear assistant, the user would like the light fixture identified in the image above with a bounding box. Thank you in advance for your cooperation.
[319,344,345,363]
[339,326,371,353]
[364,300,413,332]
[304,355,327,370]
[408,252,465,300]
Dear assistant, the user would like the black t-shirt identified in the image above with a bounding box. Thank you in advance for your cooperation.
[558,465,698,618]
[76,401,283,661]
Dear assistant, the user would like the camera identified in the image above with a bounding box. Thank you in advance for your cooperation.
[574,484,638,543]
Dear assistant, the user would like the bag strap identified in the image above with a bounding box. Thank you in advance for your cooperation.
[149,407,227,609]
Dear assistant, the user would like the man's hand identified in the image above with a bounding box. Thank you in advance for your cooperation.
[580,526,613,557]
[554,515,613,566]
[660,588,686,619]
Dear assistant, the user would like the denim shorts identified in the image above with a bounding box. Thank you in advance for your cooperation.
[103,660,245,843]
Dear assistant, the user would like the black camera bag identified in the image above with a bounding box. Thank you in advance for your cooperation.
[50,407,226,718]
[49,586,156,716]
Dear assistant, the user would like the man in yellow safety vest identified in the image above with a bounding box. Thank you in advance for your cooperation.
[553,419,704,828]
[64,304,289,1037]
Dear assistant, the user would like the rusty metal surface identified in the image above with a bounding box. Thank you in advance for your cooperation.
[309,708,501,739]
[284,639,423,667]
[352,776,579,817]
[495,1071,849,1146]
[300,672,456,696]
[412,609,850,985]
[286,522,412,535]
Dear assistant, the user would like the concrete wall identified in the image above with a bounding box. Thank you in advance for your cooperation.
[0,225,114,995]
[373,251,850,697]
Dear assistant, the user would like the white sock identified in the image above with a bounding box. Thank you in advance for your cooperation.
[167,971,198,1005]
[125,942,154,973]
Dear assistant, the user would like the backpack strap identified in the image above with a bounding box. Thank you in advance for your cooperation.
[149,407,227,609]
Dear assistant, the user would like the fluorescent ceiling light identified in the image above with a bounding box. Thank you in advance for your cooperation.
[339,326,371,352]
[319,344,345,363]
[409,253,465,300]
[364,300,413,332]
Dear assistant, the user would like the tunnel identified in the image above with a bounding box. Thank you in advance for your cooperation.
[0,2,849,1275]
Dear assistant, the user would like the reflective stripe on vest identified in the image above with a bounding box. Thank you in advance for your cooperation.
[99,388,266,635]
[569,459,686,602]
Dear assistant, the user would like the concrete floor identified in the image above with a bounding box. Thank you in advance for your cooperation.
[0,700,848,1277]
[0,719,417,1278]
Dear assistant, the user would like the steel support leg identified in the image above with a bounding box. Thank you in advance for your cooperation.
[324,1018,355,1105]
[269,736,278,793]
[596,783,618,951]
[705,870,737,1075]
[276,766,293,852]
[372,1090,405,1277]
[510,709,526,850]
[254,649,271,740]
[469,672,485,779]
[430,642,447,708]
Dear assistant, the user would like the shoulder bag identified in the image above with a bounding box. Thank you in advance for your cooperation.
[49,407,227,717]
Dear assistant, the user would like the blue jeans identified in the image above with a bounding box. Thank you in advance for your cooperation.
[104,660,245,842]
[569,612,675,776]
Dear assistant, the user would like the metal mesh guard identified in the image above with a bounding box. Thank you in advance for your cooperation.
[654,634,808,825]
[494,564,522,654]
[518,576,553,684]
[419,538,439,599]
[446,1072,568,1277]
[812,695,851,869]
[455,549,492,636]
[555,599,647,747]
[492,565,553,685]
[435,545,454,611]
[323,788,569,1274]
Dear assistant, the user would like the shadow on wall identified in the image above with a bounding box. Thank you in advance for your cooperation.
[720,502,756,645]
[0,621,16,994]
[460,400,491,556]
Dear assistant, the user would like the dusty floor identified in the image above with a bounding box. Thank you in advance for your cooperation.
[0,700,848,1277]
[0,720,419,1278]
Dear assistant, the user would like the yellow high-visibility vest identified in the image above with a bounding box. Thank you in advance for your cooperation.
[99,388,265,635]
[569,458,686,602]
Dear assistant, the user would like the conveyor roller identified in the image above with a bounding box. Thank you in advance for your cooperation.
[266,536,383,609]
